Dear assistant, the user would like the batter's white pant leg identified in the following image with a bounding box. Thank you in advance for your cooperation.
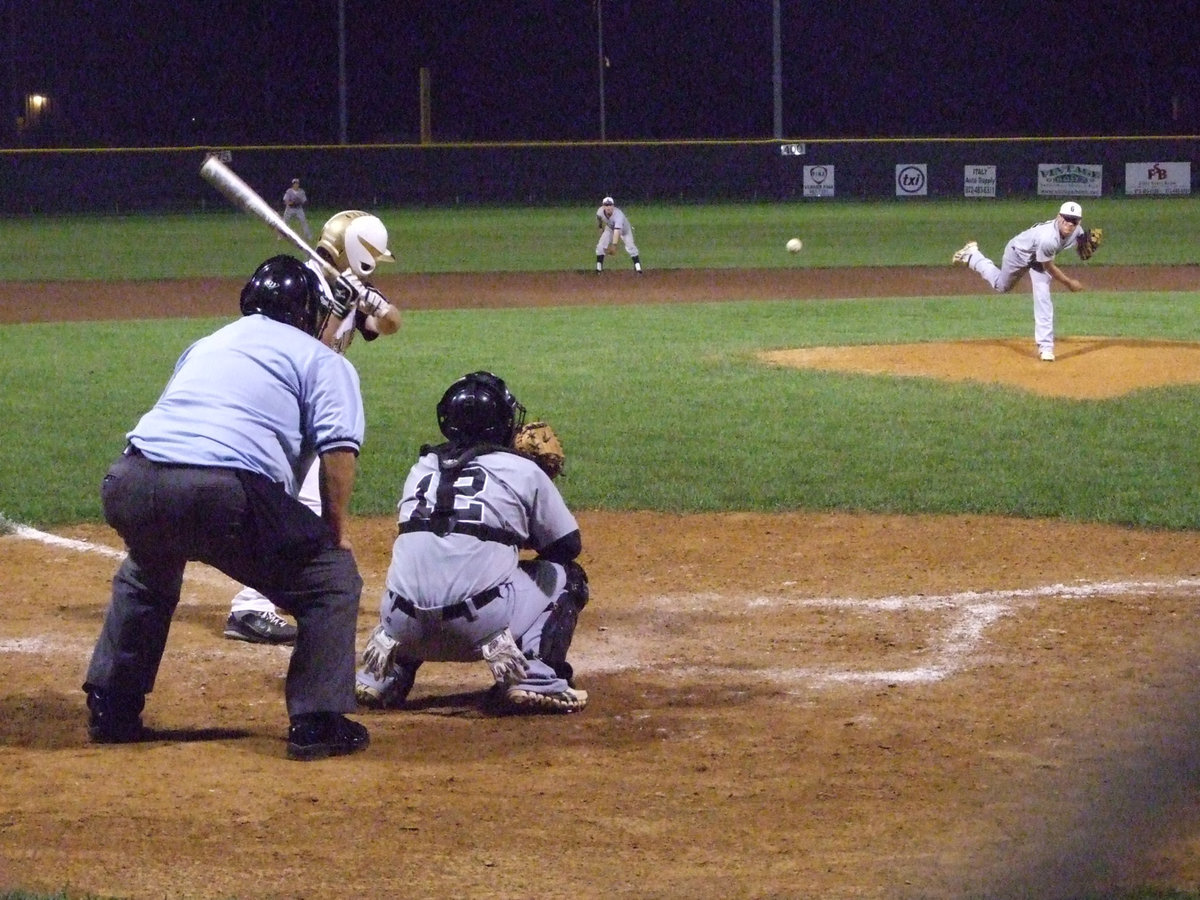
[229,458,323,615]
[1030,267,1055,354]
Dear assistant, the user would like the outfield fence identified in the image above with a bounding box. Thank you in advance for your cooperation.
[0,136,1195,214]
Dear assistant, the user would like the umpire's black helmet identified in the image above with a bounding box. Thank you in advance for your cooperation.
[239,255,324,336]
[437,371,526,446]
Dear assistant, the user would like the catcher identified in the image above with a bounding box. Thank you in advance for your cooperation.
[355,371,590,714]
[952,200,1102,362]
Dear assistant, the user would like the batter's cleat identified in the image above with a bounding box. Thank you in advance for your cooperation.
[224,609,297,645]
[1039,349,1056,362]
[286,713,370,761]
[85,687,146,743]
[951,240,978,266]
[505,686,589,714]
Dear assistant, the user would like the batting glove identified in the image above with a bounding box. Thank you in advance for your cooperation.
[357,286,390,319]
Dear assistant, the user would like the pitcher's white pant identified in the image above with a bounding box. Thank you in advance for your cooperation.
[230,459,321,615]
[969,244,1055,355]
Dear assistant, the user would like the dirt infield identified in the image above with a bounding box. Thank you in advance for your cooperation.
[3,267,1200,900]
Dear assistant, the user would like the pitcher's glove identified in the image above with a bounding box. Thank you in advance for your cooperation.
[513,421,565,479]
[1077,227,1103,261]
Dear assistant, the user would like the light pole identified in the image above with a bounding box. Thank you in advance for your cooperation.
[772,0,782,138]
[596,0,606,141]
[337,0,347,143]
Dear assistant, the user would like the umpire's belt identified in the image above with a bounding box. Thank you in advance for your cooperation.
[387,586,501,621]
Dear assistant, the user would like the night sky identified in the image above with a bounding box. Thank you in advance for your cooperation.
[5,0,1197,148]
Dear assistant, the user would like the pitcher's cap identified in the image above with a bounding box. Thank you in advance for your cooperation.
[601,196,614,205]
[1059,201,1082,218]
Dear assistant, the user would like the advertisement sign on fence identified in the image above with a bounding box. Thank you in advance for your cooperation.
[1038,164,1102,197]
[895,164,928,196]
[1125,162,1191,195]
[803,165,835,197]
[963,165,996,198]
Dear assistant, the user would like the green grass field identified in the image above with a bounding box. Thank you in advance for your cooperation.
[2,197,1199,530]
[0,196,1196,279]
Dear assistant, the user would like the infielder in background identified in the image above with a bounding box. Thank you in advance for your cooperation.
[952,201,1087,362]
[355,371,591,714]
[224,210,400,645]
[84,255,371,761]
[281,178,312,241]
[595,195,642,273]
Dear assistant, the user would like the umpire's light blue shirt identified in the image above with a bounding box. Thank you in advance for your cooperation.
[128,315,365,495]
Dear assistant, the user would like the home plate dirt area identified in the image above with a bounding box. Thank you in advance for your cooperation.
[2,266,1200,899]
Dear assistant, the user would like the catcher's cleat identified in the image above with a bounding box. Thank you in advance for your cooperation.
[354,673,413,709]
[224,609,297,645]
[951,240,978,266]
[286,713,370,761]
[505,686,589,714]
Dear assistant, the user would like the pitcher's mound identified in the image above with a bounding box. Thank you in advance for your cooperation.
[761,337,1200,399]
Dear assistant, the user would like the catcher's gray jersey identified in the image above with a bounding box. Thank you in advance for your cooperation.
[386,449,578,606]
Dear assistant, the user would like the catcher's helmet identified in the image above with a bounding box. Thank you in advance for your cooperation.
[239,255,324,336]
[317,210,395,278]
[437,371,526,446]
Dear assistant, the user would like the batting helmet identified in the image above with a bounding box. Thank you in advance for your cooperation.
[239,255,324,336]
[437,371,526,446]
[317,210,395,278]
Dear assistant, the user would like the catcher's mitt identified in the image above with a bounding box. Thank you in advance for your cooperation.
[513,422,565,479]
[1077,226,1103,261]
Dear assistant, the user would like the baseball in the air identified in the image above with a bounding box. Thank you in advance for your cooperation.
[786,238,803,253]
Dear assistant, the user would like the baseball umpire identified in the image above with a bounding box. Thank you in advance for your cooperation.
[355,371,591,714]
[83,255,372,761]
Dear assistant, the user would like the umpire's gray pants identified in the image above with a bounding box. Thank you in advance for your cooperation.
[85,451,361,717]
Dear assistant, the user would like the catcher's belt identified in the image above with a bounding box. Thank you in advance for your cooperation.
[386,585,501,621]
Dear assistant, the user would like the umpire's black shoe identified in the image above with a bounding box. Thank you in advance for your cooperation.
[224,609,298,645]
[85,686,146,743]
[286,712,370,761]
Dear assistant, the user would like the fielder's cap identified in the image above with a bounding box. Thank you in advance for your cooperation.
[292,177,300,183]
[1059,201,1082,218]
[601,196,614,205]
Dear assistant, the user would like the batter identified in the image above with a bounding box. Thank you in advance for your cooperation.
[224,211,399,644]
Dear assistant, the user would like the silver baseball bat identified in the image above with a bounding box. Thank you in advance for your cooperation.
[199,155,341,280]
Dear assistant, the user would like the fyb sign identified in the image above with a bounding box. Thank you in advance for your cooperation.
[895,164,927,196]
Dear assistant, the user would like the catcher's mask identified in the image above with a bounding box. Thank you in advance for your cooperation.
[317,210,395,278]
[437,371,526,446]
[239,255,324,337]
